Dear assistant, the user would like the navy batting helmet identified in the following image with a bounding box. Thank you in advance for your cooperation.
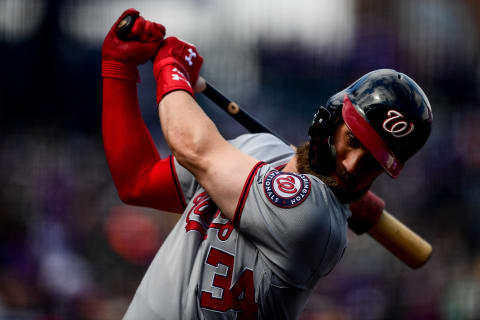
[308,69,433,178]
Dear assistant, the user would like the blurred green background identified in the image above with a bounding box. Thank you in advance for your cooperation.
[1,0,479,319]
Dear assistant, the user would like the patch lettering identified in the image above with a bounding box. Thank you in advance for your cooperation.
[263,171,311,208]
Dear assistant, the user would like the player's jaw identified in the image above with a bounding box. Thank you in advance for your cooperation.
[294,143,371,203]
[328,123,384,202]
[325,164,372,203]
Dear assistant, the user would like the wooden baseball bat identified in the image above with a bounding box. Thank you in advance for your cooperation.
[115,15,433,269]
[368,210,432,268]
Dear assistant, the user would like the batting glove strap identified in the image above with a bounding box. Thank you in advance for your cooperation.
[155,63,194,104]
[102,60,140,82]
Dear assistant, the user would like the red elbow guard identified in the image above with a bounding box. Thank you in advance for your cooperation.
[120,156,187,213]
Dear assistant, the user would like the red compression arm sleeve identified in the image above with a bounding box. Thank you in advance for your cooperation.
[102,77,186,213]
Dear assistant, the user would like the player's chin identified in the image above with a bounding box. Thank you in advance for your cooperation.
[329,182,370,204]
[309,168,369,203]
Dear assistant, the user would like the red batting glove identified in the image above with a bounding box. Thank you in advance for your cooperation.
[348,191,385,234]
[153,37,203,104]
[102,8,166,82]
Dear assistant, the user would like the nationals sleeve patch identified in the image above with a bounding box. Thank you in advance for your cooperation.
[263,171,311,208]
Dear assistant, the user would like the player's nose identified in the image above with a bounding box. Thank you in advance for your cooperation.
[342,148,368,177]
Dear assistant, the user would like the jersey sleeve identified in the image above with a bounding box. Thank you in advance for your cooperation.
[233,165,349,287]
[170,133,295,206]
[171,156,199,204]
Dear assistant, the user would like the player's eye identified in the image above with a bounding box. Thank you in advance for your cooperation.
[346,133,361,149]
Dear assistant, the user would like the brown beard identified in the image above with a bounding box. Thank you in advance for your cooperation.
[295,142,370,203]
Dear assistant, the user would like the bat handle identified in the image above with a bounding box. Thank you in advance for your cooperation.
[116,15,136,40]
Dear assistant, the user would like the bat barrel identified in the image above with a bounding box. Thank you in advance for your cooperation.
[367,210,432,269]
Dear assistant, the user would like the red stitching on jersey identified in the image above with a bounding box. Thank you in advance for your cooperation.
[208,220,234,241]
[185,192,217,237]
[275,162,288,171]
[233,161,266,228]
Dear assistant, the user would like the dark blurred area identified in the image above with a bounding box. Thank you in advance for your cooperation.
[1,0,479,319]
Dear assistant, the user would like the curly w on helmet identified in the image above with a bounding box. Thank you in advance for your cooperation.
[308,69,433,178]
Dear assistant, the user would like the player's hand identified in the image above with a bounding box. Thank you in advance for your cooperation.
[153,37,204,104]
[101,8,166,81]
[348,191,385,234]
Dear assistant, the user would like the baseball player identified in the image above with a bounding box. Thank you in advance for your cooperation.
[101,9,433,319]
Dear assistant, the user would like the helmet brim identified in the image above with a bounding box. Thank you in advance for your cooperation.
[342,95,402,178]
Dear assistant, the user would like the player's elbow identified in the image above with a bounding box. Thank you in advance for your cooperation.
[117,187,138,205]
[172,146,205,175]
[114,180,145,206]
[169,125,219,172]
[118,189,136,205]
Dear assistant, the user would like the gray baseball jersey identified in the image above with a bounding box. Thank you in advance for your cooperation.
[123,133,350,320]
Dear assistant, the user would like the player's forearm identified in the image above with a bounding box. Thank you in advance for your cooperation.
[102,78,161,201]
[158,90,223,176]
[153,37,256,218]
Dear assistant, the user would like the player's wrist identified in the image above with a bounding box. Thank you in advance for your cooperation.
[154,63,194,104]
[101,60,140,82]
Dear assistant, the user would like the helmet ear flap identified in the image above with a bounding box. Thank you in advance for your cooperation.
[308,103,343,174]
[309,107,332,139]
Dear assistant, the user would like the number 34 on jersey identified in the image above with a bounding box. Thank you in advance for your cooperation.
[185,191,258,318]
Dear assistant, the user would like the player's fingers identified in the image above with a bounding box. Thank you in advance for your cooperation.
[148,22,166,42]
[120,8,140,20]
[156,37,177,56]
[193,76,207,93]
[140,21,165,43]
[130,16,146,40]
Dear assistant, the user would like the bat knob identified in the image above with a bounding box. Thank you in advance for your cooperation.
[116,15,135,40]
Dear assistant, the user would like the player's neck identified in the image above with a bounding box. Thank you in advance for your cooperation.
[282,156,298,173]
